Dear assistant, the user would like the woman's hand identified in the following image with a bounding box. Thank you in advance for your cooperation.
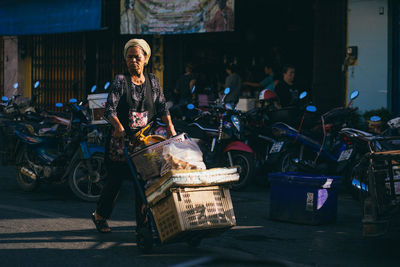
[109,115,125,138]
[162,115,176,138]
[166,124,176,138]
[113,125,126,138]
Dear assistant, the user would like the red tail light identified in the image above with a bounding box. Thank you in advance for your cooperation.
[324,123,333,132]
[343,135,352,145]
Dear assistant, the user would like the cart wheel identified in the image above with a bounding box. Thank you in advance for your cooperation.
[187,237,202,247]
[136,228,153,253]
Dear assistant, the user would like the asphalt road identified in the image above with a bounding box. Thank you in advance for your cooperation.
[0,165,399,267]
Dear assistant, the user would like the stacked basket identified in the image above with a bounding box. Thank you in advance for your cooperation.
[130,133,238,243]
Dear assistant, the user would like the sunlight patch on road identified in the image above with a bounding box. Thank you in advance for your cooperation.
[0,242,136,250]
[0,218,134,233]
[231,225,264,230]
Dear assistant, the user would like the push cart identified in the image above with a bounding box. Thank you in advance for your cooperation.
[356,150,400,237]
[122,126,237,253]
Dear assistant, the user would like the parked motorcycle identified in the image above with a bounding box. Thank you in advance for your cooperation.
[242,90,311,181]
[177,88,255,190]
[347,115,400,197]
[14,99,106,202]
[0,81,43,165]
[270,91,360,182]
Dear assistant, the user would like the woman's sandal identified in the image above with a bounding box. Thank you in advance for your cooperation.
[91,213,111,233]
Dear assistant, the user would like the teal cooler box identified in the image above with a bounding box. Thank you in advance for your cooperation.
[268,172,341,225]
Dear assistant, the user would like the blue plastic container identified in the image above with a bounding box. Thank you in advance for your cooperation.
[268,172,341,225]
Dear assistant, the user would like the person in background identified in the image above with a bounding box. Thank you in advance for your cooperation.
[223,63,242,104]
[243,63,276,93]
[91,38,176,234]
[174,62,197,104]
[274,64,299,107]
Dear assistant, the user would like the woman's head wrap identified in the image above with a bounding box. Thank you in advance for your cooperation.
[123,39,151,65]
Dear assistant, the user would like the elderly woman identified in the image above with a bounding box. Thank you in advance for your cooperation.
[91,39,176,233]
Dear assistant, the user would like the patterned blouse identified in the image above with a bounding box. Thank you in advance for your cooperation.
[104,73,169,132]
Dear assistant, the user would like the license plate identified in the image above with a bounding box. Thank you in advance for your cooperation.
[337,148,353,162]
[270,141,284,153]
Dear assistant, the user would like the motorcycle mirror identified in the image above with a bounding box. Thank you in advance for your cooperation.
[187,103,195,110]
[2,96,9,102]
[55,103,63,108]
[350,90,359,100]
[299,91,307,99]
[90,85,97,93]
[225,103,233,110]
[306,105,317,112]
[34,81,40,88]
[191,85,196,94]
[69,98,77,104]
[13,83,18,89]
[224,87,230,95]
[104,82,110,90]
[370,115,381,122]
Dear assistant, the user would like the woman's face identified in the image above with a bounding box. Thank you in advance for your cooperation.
[125,46,147,75]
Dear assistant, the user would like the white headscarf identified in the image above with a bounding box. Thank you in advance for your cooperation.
[123,38,151,65]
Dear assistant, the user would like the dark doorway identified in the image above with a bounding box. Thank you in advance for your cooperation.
[164,0,315,97]
[391,0,400,115]
[312,0,347,112]
[164,0,346,111]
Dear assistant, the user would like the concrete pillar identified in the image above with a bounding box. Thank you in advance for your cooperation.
[3,36,23,100]
[152,35,164,90]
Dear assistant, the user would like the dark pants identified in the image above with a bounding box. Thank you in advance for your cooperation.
[96,159,148,231]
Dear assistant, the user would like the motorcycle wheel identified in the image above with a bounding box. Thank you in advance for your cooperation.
[68,153,106,202]
[15,148,39,192]
[280,149,300,172]
[228,151,255,191]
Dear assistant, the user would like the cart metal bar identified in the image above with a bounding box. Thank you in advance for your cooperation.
[123,146,161,244]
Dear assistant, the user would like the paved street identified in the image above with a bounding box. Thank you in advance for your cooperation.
[0,165,398,267]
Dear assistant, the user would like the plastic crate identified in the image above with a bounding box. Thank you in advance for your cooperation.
[268,172,341,225]
[145,167,239,205]
[130,133,187,180]
[151,185,236,243]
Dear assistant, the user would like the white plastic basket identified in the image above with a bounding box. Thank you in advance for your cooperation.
[130,133,187,180]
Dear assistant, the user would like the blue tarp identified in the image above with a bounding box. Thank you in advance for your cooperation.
[0,0,102,35]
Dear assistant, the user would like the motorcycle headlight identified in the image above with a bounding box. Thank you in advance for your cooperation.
[231,115,240,132]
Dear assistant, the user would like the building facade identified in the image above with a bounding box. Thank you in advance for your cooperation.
[1,0,398,115]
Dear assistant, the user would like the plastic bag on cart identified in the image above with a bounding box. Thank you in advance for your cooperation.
[160,139,206,176]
